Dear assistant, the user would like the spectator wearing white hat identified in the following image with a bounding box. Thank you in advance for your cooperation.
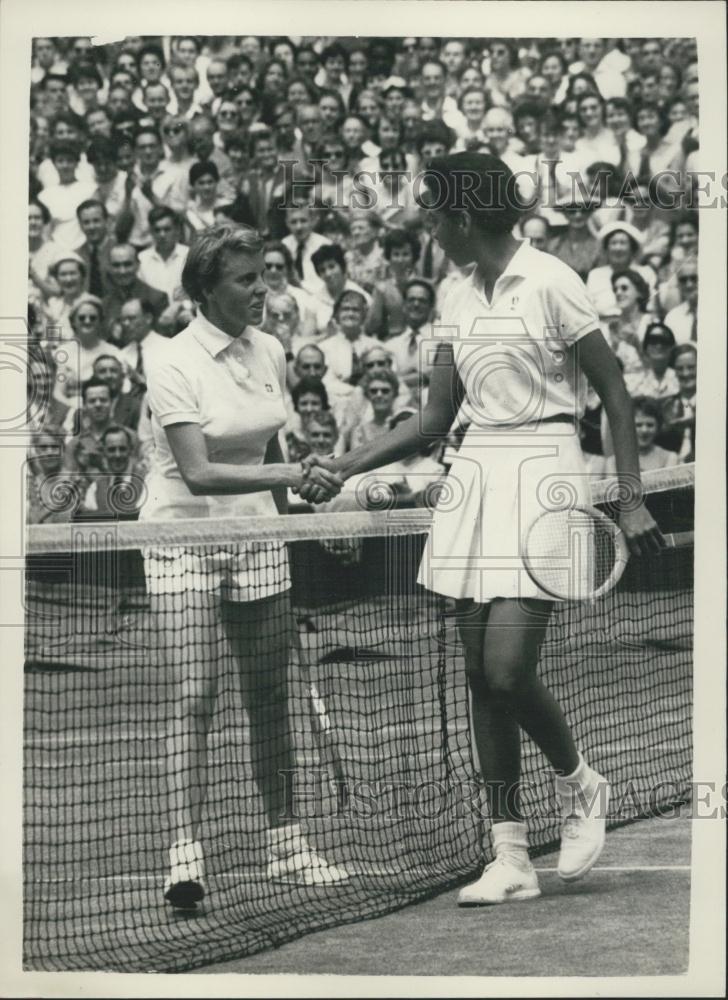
[585,222,656,315]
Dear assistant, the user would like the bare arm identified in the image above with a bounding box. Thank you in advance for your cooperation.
[576,329,664,554]
[164,422,340,497]
[264,432,289,514]
[334,342,464,479]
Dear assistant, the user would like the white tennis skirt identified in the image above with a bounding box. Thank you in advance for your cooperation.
[417,419,591,604]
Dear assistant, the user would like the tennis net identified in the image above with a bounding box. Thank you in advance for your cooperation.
[23,464,694,972]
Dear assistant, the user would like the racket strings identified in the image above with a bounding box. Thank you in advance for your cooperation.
[525,509,621,600]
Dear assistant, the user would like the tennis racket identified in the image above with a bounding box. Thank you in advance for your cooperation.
[523,505,693,601]
[293,631,348,810]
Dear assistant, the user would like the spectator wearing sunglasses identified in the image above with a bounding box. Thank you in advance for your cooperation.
[664,259,698,345]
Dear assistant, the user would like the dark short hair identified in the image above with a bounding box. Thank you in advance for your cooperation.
[76,198,108,220]
[81,376,112,401]
[321,42,348,66]
[137,43,166,69]
[306,410,338,436]
[249,129,275,155]
[69,61,104,88]
[513,100,545,124]
[417,151,526,233]
[227,52,253,72]
[121,297,156,321]
[415,121,455,154]
[382,228,421,262]
[39,72,68,90]
[101,423,134,448]
[148,205,180,229]
[135,126,161,145]
[631,395,664,428]
[611,268,651,311]
[189,160,220,185]
[93,353,123,371]
[311,243,346,275]
[49,140,81,162]
[404,278,436,307]
[291,376,329,410]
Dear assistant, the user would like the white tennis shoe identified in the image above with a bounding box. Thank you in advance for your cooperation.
[164,838,205,909]
[555,762,611,882]
[266,825,349,886]
[457,854,541,906]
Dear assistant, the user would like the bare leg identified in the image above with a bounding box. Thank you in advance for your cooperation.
[153,589,220,845]
[458,597,580,824]
[222,591,296,827]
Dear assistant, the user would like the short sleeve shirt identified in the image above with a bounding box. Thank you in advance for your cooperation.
[141,312,288,520]
[438,241,600,427]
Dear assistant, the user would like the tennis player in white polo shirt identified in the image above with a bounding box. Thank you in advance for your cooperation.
[141,224,348,909]
[302,153,665,905]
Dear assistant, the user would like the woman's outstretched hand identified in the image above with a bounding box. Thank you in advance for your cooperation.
[294,454,344,504]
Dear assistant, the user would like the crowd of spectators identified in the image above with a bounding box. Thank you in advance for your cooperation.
[26,34,700,521]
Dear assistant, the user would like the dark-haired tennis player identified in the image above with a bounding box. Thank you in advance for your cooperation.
[302,152,665,905]
[141,224,348,909]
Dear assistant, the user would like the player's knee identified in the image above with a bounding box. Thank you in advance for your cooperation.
[483,662,528,702]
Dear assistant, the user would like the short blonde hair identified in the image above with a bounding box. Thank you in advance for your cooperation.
[182,223,263,304]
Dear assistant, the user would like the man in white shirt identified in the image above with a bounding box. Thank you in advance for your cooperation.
[138,206,189,302]
[309,244,371,339]
[569,38,628,100]
[119,296,172,390]
[122,128,181,250]
[664,259,698,344]
[419,60,466,133]
[282,204,332,295]
[481,109,537,205]
[167,65,205,120]
[83,424,145,516]
[318,289,379,387]
[384,279,437,404]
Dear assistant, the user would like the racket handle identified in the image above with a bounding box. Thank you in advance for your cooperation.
[663,531,694,548]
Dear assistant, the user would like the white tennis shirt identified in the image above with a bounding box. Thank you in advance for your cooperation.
[141,311,288,520]
[436,240,601,429]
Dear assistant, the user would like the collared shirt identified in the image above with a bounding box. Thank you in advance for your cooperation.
[386,324,435,378]
[121,330,173,379]
[440,240,600,425]
[664,301,697,345]
[137,243,189,302]
[142,310,288,521]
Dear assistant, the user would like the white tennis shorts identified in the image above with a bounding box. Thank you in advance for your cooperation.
[143,540,291,603]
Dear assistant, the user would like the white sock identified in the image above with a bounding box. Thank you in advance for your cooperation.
[556,754,606,816]
[491,821,530,867]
